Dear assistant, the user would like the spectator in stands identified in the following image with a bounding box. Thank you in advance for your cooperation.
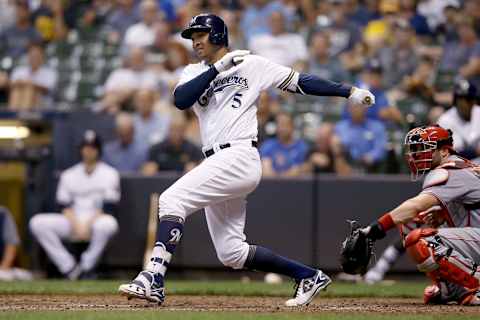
[398,0,431,36]
[308,31,351,82]
[142,116,203,175]
[0,0,16,32]
[146,21,171,66]
[8,43,57,111]
[332,101,388,174]
[402,55,436,102]
[241,0,289,44]
[458,22,480,90]
[101,47,157,113]
[249,11,308,69]
[219,9,247,51]
[397,55,437,126]
[0,0,41,59]
[305,122,336,174]
[106,0,139,44]
[377,19,419,89]
[133,89,170,148]
[465,0,480,36]
[260,112,309,177]
[317,0,362,57]
[417,0,460,32]
[347,0,380,27]
[438,79,480,160]
[146,21,185,93]
[362,0,402,53]
[103,112,147,173]
[439,20,480,89]
[29,130,119,280]
[257,91,280,144]
[345,59,403,124]
[434,3,461,42]
[31,0,68,42]
[123,0,160,48]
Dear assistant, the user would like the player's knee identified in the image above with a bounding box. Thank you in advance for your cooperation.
[216,242,249,270]
[405,228,439,272]
[92,215,118,236]
[158,191,186,220]
[29,214,49,236]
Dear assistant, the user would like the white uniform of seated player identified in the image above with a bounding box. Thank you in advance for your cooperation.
[30,131,120,279]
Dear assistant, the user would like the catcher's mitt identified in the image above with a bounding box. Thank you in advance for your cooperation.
[340,220,374,275]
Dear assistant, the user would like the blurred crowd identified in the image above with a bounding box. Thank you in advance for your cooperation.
[1,0,480,176]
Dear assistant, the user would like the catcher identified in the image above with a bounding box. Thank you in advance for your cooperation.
[341,124,480,305]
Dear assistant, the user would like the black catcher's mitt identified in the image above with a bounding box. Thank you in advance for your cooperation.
[340,220,373,275]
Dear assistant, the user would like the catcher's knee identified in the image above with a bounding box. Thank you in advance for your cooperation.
[406,229,480,288]
[216,241,249,270]
[405,228,439,272]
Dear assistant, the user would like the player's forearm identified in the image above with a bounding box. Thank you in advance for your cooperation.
[173,66,219,109]
[296,73,352,98]
[363,193,440,240]
[389,198,429,225]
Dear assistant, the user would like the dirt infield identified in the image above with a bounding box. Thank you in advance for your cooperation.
[1,294,478,314]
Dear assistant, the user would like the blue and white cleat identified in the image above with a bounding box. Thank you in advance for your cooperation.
[118,271,165,304]
[285,270,332,307]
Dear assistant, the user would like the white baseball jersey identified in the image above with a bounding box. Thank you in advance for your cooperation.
[437,105,480,152]
[176,54,300,148]
[57,162,120,221]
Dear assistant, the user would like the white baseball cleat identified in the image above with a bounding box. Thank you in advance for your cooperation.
[285,270,332,307]
[118,271,165,304]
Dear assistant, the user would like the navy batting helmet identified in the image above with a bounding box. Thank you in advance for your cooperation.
[181,13,228,47]
[453,79,477,103]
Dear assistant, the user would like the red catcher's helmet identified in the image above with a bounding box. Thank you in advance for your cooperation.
[404,125,454,180]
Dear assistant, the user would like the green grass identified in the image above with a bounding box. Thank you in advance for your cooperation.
[1,311,479,320]
[0,280,427,298]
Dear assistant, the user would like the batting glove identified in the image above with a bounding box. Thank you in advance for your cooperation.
[348,87,375,106]
[214,50,250,73]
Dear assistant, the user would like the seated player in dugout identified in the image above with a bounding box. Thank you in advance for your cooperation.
[353,124,480,305]
[119,13,374,307]
[30,130,120,280]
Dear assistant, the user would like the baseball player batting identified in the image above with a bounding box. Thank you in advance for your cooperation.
[342,124,480,305]
[119,13,374,307]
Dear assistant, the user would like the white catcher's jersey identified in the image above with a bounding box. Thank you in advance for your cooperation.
[56,162,120,221]
[176,54,300,148]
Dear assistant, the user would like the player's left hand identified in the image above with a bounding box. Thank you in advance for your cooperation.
[213,50,250,73]
[348,87,375,106]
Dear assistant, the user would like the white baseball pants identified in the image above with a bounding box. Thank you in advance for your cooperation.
[158,142,262,269]
[29,213,118,273]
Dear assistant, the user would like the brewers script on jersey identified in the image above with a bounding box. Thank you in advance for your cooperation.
[178,55,298,147]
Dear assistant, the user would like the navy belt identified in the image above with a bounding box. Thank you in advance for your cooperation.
[204,140,258,158]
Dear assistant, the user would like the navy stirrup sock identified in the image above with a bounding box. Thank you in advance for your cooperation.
[244,245,316,281]
[155,215,184,253]
[146,215,184,276]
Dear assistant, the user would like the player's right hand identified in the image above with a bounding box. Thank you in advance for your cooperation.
[213,50,250,73]
[348,87,375,106]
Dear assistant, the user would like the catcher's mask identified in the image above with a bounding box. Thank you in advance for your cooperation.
[404,125,454,181]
